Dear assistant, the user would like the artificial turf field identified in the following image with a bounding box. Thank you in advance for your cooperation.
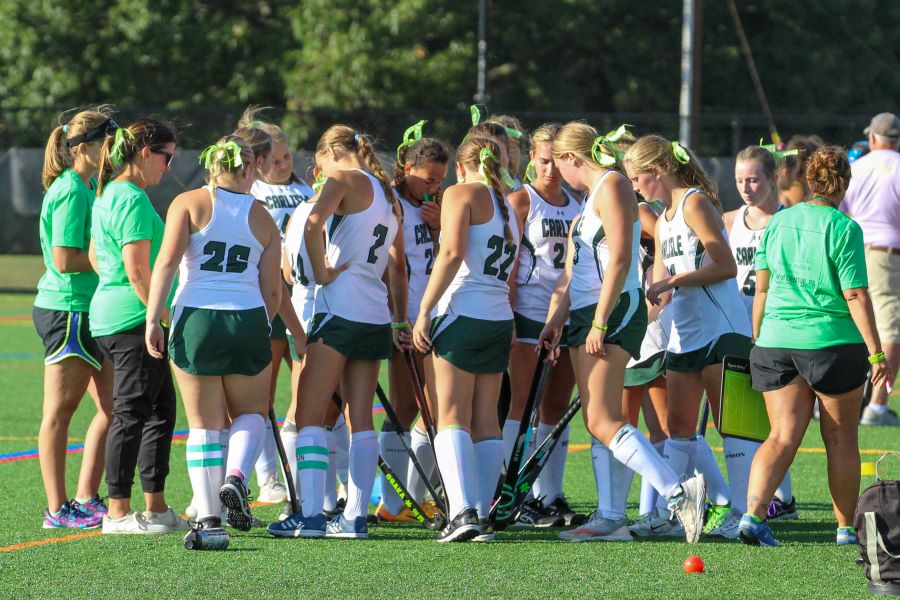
[0,286,898,599]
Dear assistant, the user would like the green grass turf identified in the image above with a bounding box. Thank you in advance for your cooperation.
[0,288,898,599]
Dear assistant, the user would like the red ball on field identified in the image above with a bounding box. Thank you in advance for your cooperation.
[683,555,704,573]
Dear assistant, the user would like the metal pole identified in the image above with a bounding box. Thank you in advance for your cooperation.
[678,0,695,146]
[474,0,489,104]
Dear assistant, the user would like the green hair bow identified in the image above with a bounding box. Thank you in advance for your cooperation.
[671,141,691,165]
[109,128,135,168]
[199,141,243,170]
[591,136,619,168]
[477,147,518,189]
[605,124,634,143]
[312,169,327,193]
[470,104,487,127]
[524,160,537,183]
[396,119,427,163]
[758,138,799,161]
[503,126,523,140]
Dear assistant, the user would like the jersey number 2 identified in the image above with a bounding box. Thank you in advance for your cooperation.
[200,241,251,273]
[367,224,389,264]
[483,235,516,281]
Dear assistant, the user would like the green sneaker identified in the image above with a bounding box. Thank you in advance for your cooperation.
[703,503,732,535]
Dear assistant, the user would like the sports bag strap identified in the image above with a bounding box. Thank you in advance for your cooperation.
[867,512,884,585]
[875,452,900,481]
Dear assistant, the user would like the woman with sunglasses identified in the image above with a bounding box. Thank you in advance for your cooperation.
[89,118,186,534]
[34,108,117,529]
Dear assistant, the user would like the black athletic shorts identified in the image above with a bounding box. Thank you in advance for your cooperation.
[32,306,104,369]
[749,343,868,395]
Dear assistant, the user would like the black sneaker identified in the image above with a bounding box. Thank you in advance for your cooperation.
[536,496,587,527]
[437,508,479,542]
[511,497,547,528]
[766,496,798,521]
[324,497,346,519]
[473,517,495,542]
[219,475,253,532]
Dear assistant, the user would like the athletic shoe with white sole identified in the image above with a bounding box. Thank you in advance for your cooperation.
[102,511,168,534]
[143,507,191,532]
[267,511,326,538]
[559,511,633,542]
[860,406,900,426]
[536,496,587,527]
[767,496,799,520]
[375,501,419,523]
[703,503,732,535]
[437,508,479,542]
[326,514,369,539]
[667,474,707,544]
[738,514,781,546]
[511,497,547,528]
[219,475,253,532]
[257,474,288,504]
[628,512,685,538]
[43,501,102,529]
[707,513,741,539]
[473,517,495,542]
[836,527,857,545]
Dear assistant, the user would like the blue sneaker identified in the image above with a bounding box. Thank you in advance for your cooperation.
[326,514,369,539]
[837,527,857,545]
[738,515,781,547]
[267,511,326,538]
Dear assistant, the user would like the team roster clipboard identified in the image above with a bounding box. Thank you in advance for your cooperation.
[718,355,771,443]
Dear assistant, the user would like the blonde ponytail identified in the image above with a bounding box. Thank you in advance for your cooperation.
[457,136,514,243]
[624,135,721,211]
[42,108,113,190]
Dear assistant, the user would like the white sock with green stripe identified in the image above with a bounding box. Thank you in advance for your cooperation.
[297,426,329,517]
[344,430,379,521]
[379,427,412,515]
[186,429,224,520]
[533,423,568,503]
[226,414,265,483]
[473,438,504,518]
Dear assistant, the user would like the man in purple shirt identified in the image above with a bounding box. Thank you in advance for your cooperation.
[840,112,900,426]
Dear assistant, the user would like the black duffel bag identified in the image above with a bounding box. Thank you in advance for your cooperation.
[856,453,900,596]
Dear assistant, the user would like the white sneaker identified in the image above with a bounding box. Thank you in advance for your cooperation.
[707,513,741,540]
[143,507,191,532]
[102,511,166,534]
[668,474,707,544]
[184,499,197,521]
[861,406,900,426]
[257,474,288,504]
[559,511,633,542]
[628,512,685,537]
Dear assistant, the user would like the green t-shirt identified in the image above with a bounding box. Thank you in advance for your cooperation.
[755,203,867,350]
[34,169,99,312]
[89,180,164,337]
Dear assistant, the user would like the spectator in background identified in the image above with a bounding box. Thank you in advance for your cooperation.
[777,135,824,207]
[840,112,900,426]
[848,140,870,163]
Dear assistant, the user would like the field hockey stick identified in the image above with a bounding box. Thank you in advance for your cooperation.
[697,393,711,437]
[491,345,552,526]
[374,383,447,514]
[494,396,583,530]
[268,409,300,515]
[403,350,448,501]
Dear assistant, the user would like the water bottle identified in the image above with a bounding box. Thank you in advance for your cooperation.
[183,525,230,550]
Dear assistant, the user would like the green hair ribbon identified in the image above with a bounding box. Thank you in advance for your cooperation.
[591,136,618,168]
[470,104,487,127]
[671,141,691,165]
[524,160,537,183]
[198,141,243,170]
[500,167,519,189]
[477,147,516,188]
[605,124,634,143]
[758,138,799,160]
[396,119,427,163]
[109,128,135,168]
[312,169,327,193]
[503,126,523,140]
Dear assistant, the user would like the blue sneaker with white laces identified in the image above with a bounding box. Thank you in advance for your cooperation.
[738,514,781,547]
[326,514,369,539]
[836,527,857,545]
[267,511,326,538]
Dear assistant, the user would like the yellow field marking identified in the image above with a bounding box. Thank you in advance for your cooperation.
[568,443,897,456]
[0,314,31,323]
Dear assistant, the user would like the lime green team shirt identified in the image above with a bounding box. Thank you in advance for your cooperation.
[89,180,164,337]
[755,203,867,350]
[34,169,99,312]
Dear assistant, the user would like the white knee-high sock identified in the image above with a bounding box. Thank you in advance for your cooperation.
[533,423,568,504]
[220,428,230,470]
[639,441,665,515]
[775,470,793,503]
[610,425,681,502]
[722,436,759,513]
[186,429,223,520]
[296,426,329,517]
[343,430,379,521]
[501,419,521,466]
[611,456,634,521]
[591,437,613,517]
[332,415,350,486]
[695,435,731,506]
[434,428,476,518]
[226,414,265,483]
[655,436,697,513]
[254,418,279,483]
[324,428,338,511]
[473,438,504,518]
[280,420,299,497]
[378,428,412,514]
[406,427,436,503]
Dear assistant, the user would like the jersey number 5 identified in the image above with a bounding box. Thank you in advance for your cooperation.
[200,241,251,273]
[742,270,756,296]
[367,224,389,264]
[483,235,516,281]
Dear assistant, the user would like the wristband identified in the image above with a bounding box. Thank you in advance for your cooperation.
[391,322,410,330]
[869,351,886,365]
[591,320,608,331]
[159,319,170,329]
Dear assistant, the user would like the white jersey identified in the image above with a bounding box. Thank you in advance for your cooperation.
[513,184,581,322]
[252,178,316,240]
[728,204,775,317]
[657,188,750,353]
[434,185,520,322]
[570,171,642,311]
[283,198,318,331]
[314,170,398,325]
[397,191,435,323]
[173,187,265,311]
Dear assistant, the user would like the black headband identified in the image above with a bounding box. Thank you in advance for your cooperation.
[65,118,119,147]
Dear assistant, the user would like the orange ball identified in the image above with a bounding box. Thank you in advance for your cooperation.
[683,555,704,573]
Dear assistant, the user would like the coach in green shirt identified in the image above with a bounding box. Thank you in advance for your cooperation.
[738,146,888,548]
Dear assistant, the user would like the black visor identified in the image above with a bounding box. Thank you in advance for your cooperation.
[65,118,119,147]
